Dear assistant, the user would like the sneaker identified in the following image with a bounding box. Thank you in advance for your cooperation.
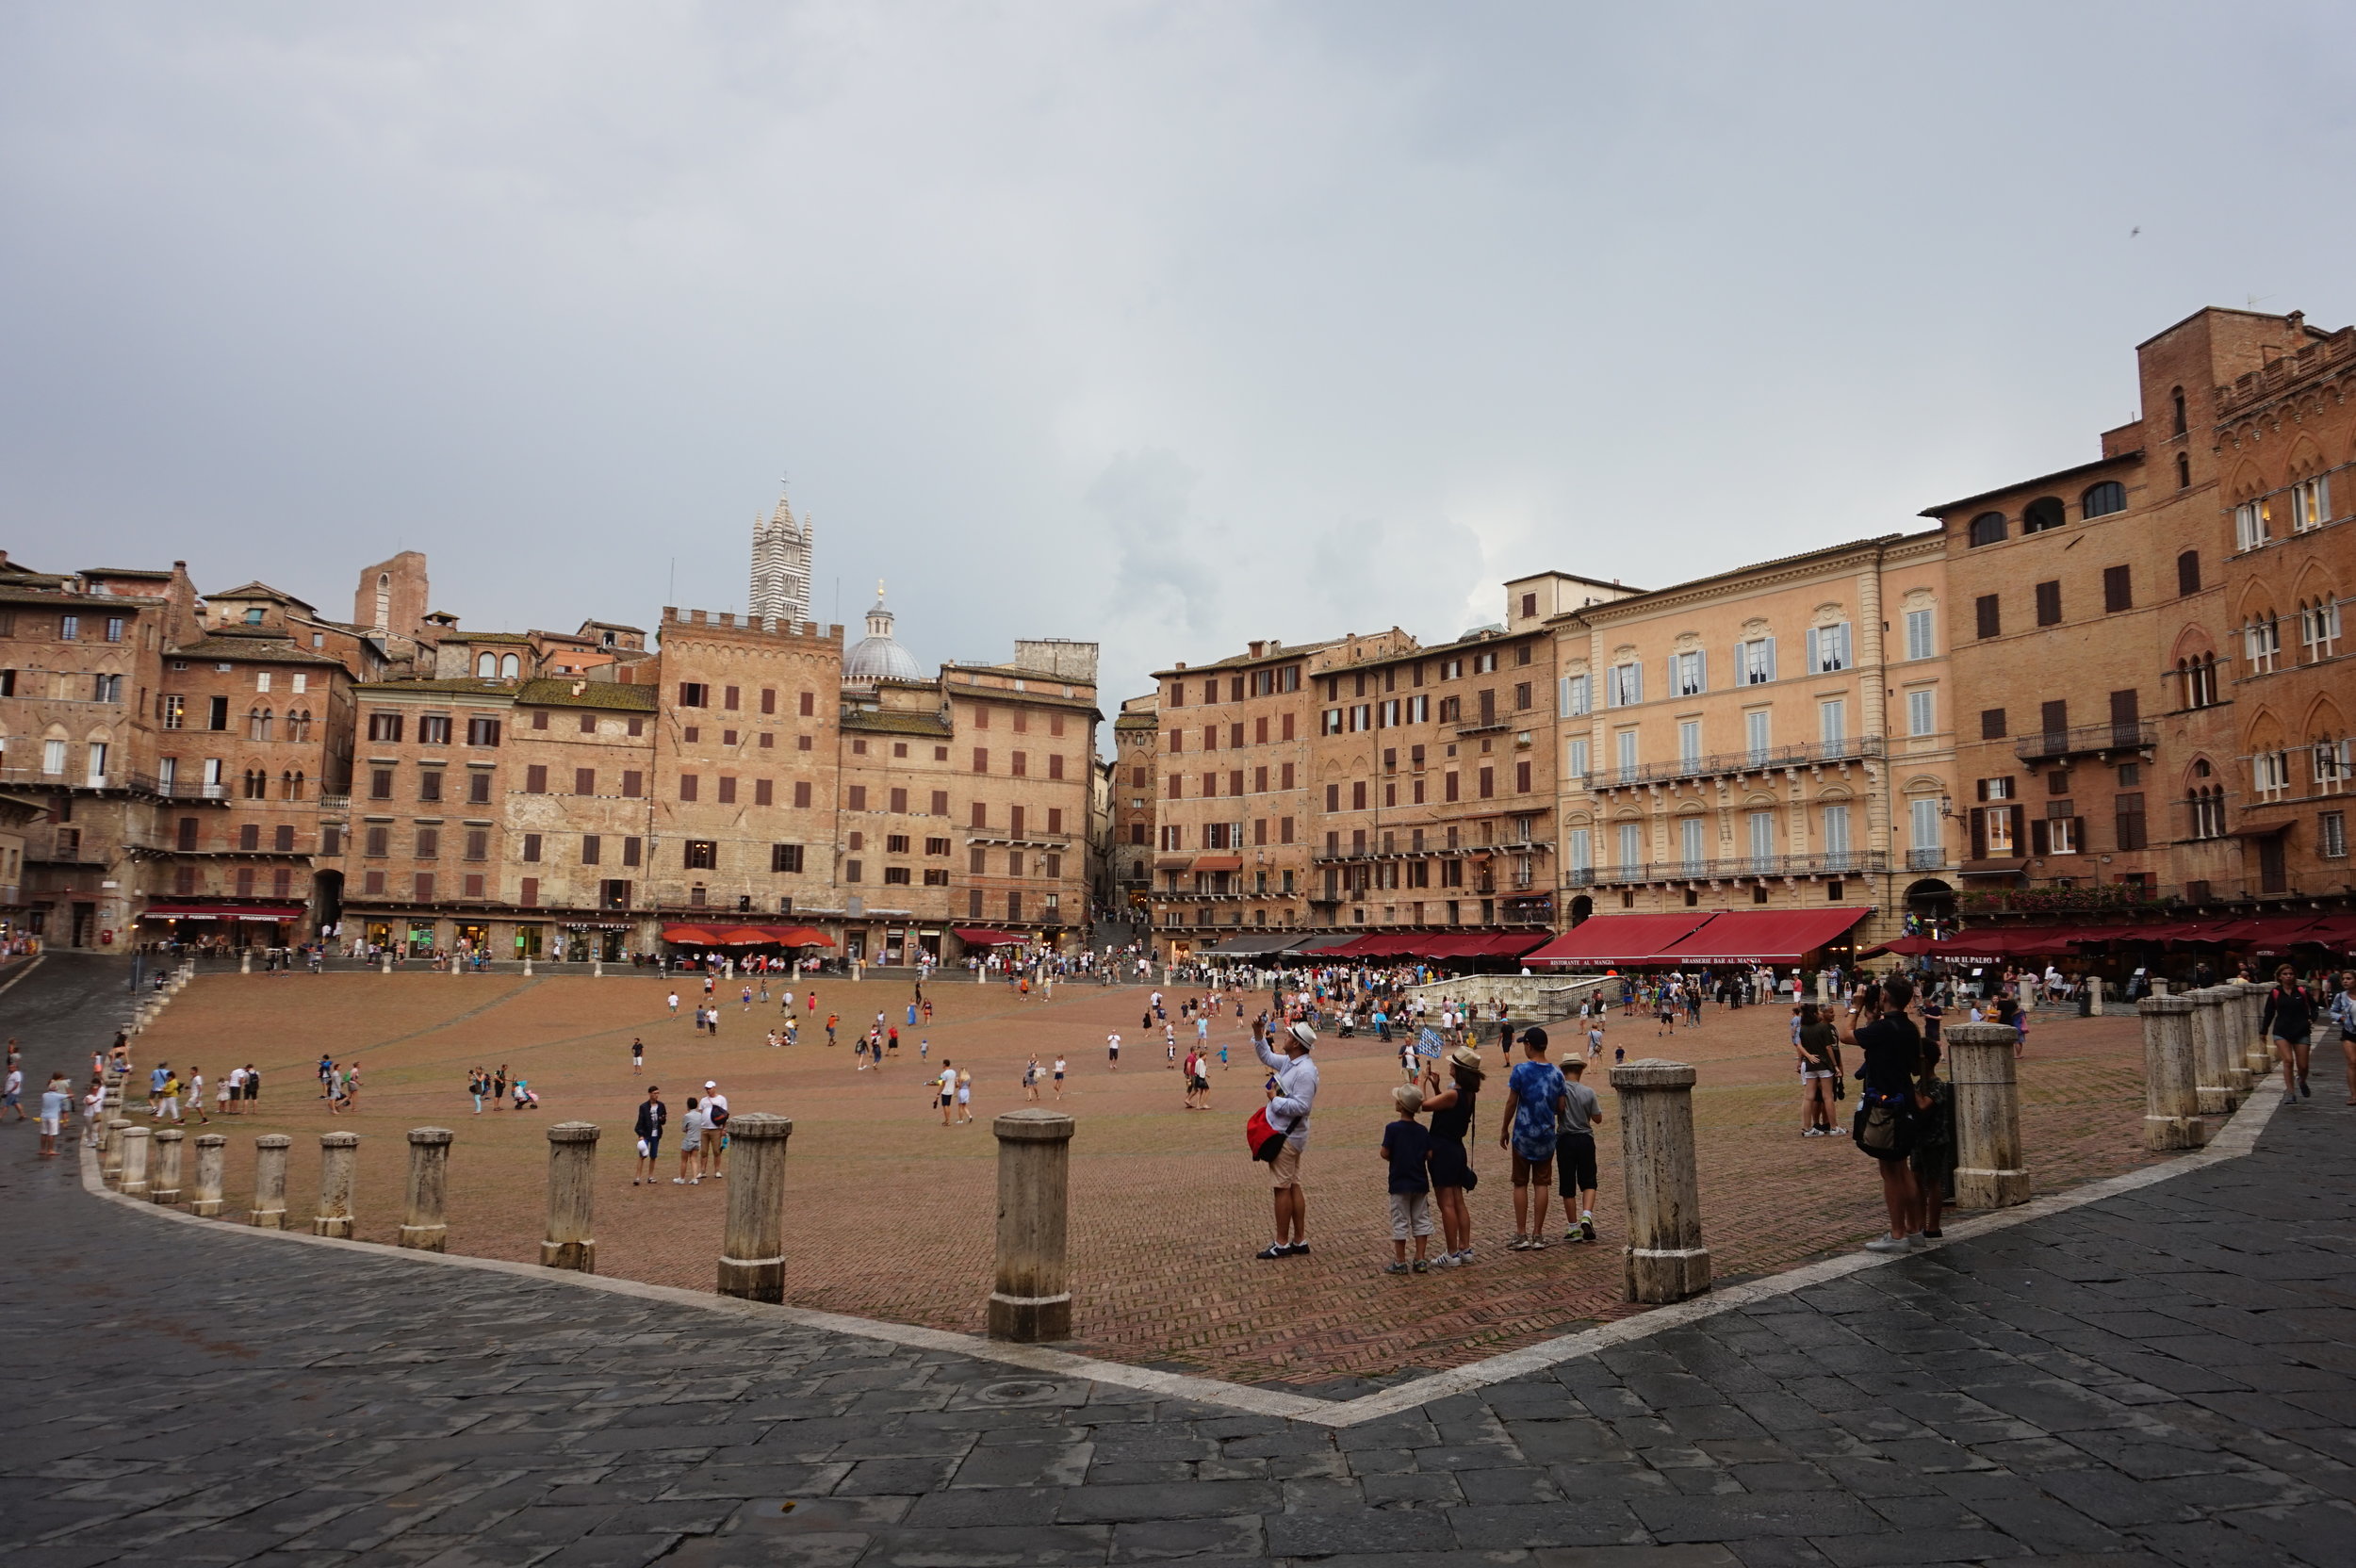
[672,1177,686,1184]
[1905,1232,1928,1249]
[2301,1078,2312,1098]
[1254,1244,1289,1260]
[1581,1217,1597,1243]
[1412,1259,1430,1273]
[1862,1234,1908,1254]
[1565,1229,1582,1246]
[1383,1261,1410,1275]
[1433,1251,1462,1268]
[1525,1235,1548,1250]
[1287,1242,1310,1256]
[1457,1248,1475,1266]
[1508,1233,1530,1251]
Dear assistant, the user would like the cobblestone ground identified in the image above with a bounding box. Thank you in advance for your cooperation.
[116,966,2162,1388]
[1,954,2349,1565]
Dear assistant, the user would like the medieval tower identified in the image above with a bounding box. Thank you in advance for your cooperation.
[748,491,814,624]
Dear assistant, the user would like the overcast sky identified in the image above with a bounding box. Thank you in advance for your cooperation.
[5,3,2351,710]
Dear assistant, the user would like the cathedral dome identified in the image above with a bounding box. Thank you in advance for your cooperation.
[844,584,921,683]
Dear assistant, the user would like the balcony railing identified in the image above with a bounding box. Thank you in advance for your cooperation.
[1564,851,1887,888]
[1905,848,1950,871]
[1312,840,1551,864]
[1576,734,1886,792]
[2012,720,2158,765]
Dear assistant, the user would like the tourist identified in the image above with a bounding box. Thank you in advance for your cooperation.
[937,1060,957,1125]
[344,1061,361,1111]
[2261,963,2321,1102]
[1557,1057,1603,1243]
[81,1076,104,1148]
[0,1060,20,1123]
[327,1065,350,1117]
[1910,1012,1955,1240]
[2330,973,2356,1105]
[315,1054,332,1101]
[1192,1049,1212,1109]
[512,1076,537,1110]
[675,1095,708,1183]
[1053,1055,1067,1100]
[469,1069,485,1115]
[1796,1004,1841,1136]
[493,1064,507,1108]
[702,1081,728,1176]
[1106,1031,1121,1070]
[957,1069,973,1124]
[39,1071,70,1158]
[1380,1084,1434,1274]
[1421,1043,1482,1267]
[1844,977,1927,1252]
[1254,1021,1319,1259]
[632,1086,665,1184]
[215,1071,232,1119]
[1499,1026,1565,1250]
[1023,1056,1041,1102]
[242,1064,260,1111]
[148,1061,171,1118]
[184,1066,208,1125]
[630,1037,645,1074]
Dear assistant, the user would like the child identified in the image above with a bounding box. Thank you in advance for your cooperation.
[1556,1058,1604,1243]
[1381,1084,1435,1274]
[1586,1014,1605,1059]
[1497,1025,1565,1250]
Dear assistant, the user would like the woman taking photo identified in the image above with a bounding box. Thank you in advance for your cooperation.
[1420,1043,1483,1268]
[1841,977,1928,1253]
[2261,963,2321,1101]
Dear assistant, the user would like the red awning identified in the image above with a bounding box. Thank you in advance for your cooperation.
[661,924,723,944]
[954,928,1025,946]
[1652,907,1871,966]
[2291,915,2356,951]
[1190,856,1244,873]
[770,925,836,947]
[140,904,305,922]
[709,926,777,945]
[1522,913,1714,967]
[1860,934,1940,958]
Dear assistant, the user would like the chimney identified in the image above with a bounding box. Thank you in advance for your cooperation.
[1248,640,1265,658]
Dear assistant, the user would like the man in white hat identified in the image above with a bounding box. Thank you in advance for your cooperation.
[702,1080,728,1179]
[1254,1020,1320,1259]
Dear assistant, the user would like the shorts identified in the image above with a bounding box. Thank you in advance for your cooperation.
[1269,1142,1304,1189]
[1510,1142,1557,1185]
[2271,1030,2312,1047]
[1388,1190,1434,1240]
[940,1094,954,1107]
[1801,1067,1832,1081]
[40,1115,59,1135]
[1556,1134,1598,1195]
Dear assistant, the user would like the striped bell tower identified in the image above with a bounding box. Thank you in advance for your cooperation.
[749,490,813,624]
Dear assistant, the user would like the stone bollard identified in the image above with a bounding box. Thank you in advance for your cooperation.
[2187,988,2239,1114]
[102,1117,129,1184]
[592,956,603,978]
[401,1128,455,1251]
[523,956,533,978]
[716,1113,794,1301]
[2232,983,2269,1076]
[1945,1023,2031,1208]
[382,953,393,974]
[191,1133,227,1216]
[252,1134,291,1227]
[1608,1059,1711,1303]
[117,1125,153,1198]
[239,949,252,974]
[540,1122,599,1272]
[2088,976,2105,1017]
[152,1126,187,1202]
[314,1132,359,1237]
[2136,995,2205,1150]
[987,1109,1077,1342]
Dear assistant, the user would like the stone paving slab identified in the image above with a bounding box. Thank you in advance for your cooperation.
[2,954,2350,1566]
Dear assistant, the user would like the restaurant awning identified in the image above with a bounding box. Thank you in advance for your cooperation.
[1860,934,1940,958]
[1202,934,1303,956]
[712,926,778,945]
[140,904,306,922]
[1287,933,1362,955]
[953,927,1026,946]
[772,925,836,947]
[661,923,723,944]
[1190,856,1244,873]
[2292,915,2356,952]
[1523,913,1715,967]
[1652,906,1871,966]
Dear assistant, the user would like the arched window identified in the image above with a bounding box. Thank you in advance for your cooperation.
[241,768,269,799]
[2245,611,2282,674]
[247,707,271,741]
[2188,784,2227,839]
[286,708,310,743]
[2171,387,2186,436]
[500,653,520,678]
[2021,497,2067,534]
[2081,482,2126,519]
[2176,452,2191,491]
[1968,511,2007,547]
[2314,735,2348,792]
[476,651,497,678]
[2299,596,2342,659]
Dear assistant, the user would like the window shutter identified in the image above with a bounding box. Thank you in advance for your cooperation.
[1835,624,1852,666]
[1763,637,1777,681]
[2030,818,2050,856]
[1805,629,1820,672]
[1970,808,1988,860]
[1630,662,1643,704]
[1693,650,1708,694]
[2006,805,2024,853]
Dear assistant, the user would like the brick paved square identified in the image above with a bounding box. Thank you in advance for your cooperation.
[130,972,2162,1388]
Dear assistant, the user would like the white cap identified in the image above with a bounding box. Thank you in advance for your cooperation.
[705,1080,717,1089]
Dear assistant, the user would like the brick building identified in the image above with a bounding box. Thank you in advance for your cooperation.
[1109,693,1159,919]
[1925,305,2356,925]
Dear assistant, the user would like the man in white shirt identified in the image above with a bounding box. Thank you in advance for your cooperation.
[1106,1032,1121,1070]
[1254,1021,1320,1259]
[937,1061,959,1125]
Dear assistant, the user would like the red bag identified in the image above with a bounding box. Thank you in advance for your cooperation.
[1245,1106,1288,1163]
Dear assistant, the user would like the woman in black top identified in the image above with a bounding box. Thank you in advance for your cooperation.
[1420,1045,1483,1267]
[2260,963,2321,1101]
[1840,977,1927,1254]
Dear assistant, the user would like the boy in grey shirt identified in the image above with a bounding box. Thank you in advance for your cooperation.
[1557,1057,1604,1243]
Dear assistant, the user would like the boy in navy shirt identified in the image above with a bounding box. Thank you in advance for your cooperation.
[1380,1084,1435,1274]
